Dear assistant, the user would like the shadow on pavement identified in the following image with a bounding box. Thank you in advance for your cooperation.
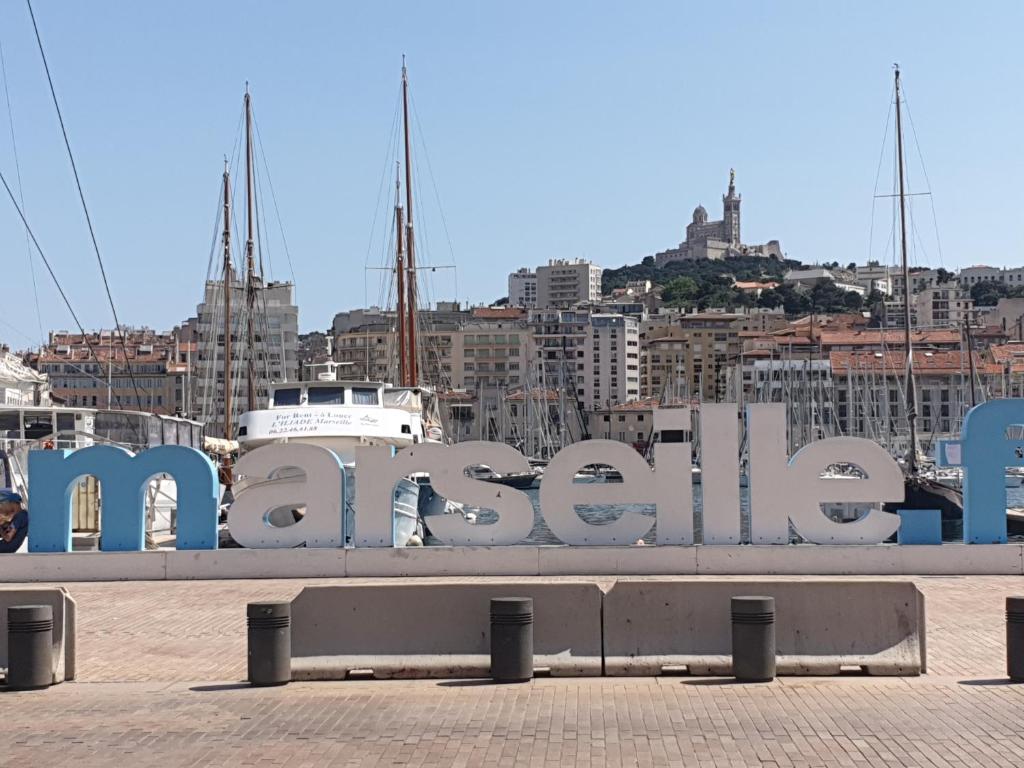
[190,683,252,692]
[958,678,1022,686]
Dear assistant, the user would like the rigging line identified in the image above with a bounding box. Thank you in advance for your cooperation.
[254,158,268,279]
[900,91,946,267]
[25,0,147,410]
[409,94,458,270]
[366,91,403,270]
[204,178,224,280]
[251,111,296,288]
[0,315,37,346]
[0,167,121,407]
[0,36,44,347]
[867,81,894,263]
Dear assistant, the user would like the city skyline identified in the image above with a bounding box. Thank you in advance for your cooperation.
[0,1,1021,342]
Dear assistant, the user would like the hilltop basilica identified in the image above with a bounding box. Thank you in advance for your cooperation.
[653,170,782,267]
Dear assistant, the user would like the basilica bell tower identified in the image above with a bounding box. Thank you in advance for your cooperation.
[722,168,741,246]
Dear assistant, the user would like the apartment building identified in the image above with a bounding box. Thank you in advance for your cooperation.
[38,329,187,414]
[642,334,688,400]
[913,285,974,329]
[588,397,658,449]
[830,349,998,442]
[508,268,538,308]
[678,313,745,401]
[535,259,602,309]
[580,314,640,410]
[188,278,299,436]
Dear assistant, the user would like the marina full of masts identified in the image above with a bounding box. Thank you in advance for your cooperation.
[2,61,1022,480]
[11,258,1024,462]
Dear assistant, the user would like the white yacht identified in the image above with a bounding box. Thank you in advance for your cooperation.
[236,363,460,546]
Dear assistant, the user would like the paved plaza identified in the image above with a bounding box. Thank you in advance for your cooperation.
[2,576,1024,766]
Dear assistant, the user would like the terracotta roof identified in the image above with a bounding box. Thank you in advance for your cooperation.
[819,329,961,348]
[503,388,561,402]
[438,390,475,402]
[610,397,659,412]
[471,307,526,319]
[829,350,999,376]
[987,344,1024,372]
[974,325,1009,339]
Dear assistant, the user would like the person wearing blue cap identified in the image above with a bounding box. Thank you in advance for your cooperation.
[0,489,28,553]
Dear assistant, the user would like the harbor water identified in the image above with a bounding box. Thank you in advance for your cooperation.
[426,478,1024,545]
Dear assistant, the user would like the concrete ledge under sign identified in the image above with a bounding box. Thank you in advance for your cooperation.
[0,543,1020,582]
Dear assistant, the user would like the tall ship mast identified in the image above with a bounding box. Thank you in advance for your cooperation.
[243,86,259,411]
[894,65,919,474]
[220,161,234,445]
[397,57,419,387]
[886,65,963,524]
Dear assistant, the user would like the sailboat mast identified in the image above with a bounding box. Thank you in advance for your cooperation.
[894,66,918,473]
[244,86,258,411]
[402,58,419,386]
[221,162,234,442]
[395,164,409,386]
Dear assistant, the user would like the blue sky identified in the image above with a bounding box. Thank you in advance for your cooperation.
[0,1,1021,342]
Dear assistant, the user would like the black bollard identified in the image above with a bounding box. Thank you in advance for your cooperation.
[731,596,776,682]
[7,605,53,691]
[1007,597,1024,681]
[490,597,533,683]
[247,602,291,686]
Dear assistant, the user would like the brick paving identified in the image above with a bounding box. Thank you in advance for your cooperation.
[0,575,1022,766]
[51,575,1017,681]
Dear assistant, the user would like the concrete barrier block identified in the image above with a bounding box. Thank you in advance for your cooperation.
[290,581,603,679]
[0,587,76,684]
[603,579,924,676]
[165,548,347,580]
[537,545,697,576]
[0,551,168,582]
[694,544,1024,575]
[344,546,540,577]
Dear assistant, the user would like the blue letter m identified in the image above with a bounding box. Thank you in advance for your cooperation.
[28,445,219,552]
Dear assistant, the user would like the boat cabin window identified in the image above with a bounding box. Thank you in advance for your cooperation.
[308,387,345,406]
[274,388,302,406]
[658,429,689,444]
[0,413,20,439]
[56,414,76,433]
[24,416,54,441]
[351,387,379,406]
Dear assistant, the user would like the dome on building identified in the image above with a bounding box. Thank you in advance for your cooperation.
[692,205,708,224]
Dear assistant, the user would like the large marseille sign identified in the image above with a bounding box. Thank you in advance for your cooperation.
[23,400,1024,553]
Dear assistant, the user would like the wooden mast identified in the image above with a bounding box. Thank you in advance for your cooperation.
[894,65,919,474]
[401,58,419,386]
[221,161,234,443]
[395,163,408,385]
[243,85,258,412]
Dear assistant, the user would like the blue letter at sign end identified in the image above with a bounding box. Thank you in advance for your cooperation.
[897,509,942,545]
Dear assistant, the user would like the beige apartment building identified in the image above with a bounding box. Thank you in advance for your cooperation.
[535,259,602,309]
[37,329,188,414]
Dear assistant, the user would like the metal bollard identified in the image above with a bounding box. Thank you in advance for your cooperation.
[247,602,291,686]
[7,605,53,691]
[490,597,533,683]
[731,596,776,682]
[1007,597,1024,681]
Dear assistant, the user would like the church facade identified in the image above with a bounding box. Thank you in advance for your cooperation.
[653,171,782,267]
